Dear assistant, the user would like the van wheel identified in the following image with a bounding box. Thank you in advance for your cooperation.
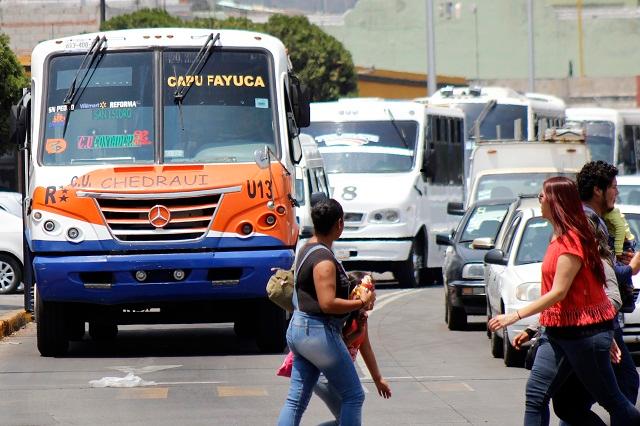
[0,254,21,294]
[395,241,426,287]
[36,290,69,357]
[256,300,287,353]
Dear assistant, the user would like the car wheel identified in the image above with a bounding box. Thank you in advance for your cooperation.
[503,327,526,367]
[485,296,492,339]
[89,322,118,341]
[491,329,504,358]
[444,291,449,324]
[0,254,21,295]
[395,241,426,288]
[36,288,69,357]
[447,302,467,331]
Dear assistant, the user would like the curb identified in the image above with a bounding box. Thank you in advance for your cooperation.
[0,309,33,340]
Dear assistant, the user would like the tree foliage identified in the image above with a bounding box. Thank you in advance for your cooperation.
[0,33,28,151]
[101,9,357,100]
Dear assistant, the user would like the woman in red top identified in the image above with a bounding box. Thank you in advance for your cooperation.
[489,177,640,426]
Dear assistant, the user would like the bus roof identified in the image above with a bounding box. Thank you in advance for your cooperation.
[618,109,640,125]
[31,28,286,59]
[566,107,622,122]
[429,86,529,106]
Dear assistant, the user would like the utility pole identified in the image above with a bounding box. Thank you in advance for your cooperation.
[100,0,106,25]
[577,0,585,77]
[426,0,437,96]
[527,0,535,92]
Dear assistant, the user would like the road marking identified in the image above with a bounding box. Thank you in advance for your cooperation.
[356,289,421,380]
[217,386,268,397]
[108,365,182,375]
[154,381,227,385]
[116,387,169,399]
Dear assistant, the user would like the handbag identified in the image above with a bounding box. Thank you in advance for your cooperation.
[524,331,542,370]
[266,245,329,312]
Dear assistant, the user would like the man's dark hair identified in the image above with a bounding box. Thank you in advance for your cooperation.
[576,160,618,201]
[311,198,343,235]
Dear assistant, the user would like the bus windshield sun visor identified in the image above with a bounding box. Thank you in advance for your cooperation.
[61,35,107,137]
[468,99,497,139]
[174,32,221,129]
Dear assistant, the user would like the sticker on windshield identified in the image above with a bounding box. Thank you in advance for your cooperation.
[48,113,66,128]
[165,150,185,158]
[46,138,67,154]
[77,130,151,150]
[48,104,74,113]
[255,98,269,108]
[315,133,380,146]
[166,74,266,88]
[93,108,133,120]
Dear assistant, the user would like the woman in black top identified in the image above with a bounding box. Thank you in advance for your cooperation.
[277,198,374,426]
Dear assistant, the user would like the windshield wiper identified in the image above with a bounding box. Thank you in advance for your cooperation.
[62,35,107,136]
[467,99,497,139]
[174,32,220,130]
[385,108,410,149]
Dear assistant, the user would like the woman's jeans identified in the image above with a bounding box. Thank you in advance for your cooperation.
[277,310,365,426]
[524,330,640,426]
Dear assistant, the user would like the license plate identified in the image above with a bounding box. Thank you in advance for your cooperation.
[334,249,351,260]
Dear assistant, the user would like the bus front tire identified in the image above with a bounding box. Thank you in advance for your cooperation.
[255,300,287,353]
[36,292,69,357]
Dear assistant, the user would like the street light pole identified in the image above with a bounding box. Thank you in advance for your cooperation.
[426,0,437,96]
[527,0,535,92]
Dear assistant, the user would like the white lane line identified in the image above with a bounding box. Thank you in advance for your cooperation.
[153,381,227,385]
[356,289,421,380]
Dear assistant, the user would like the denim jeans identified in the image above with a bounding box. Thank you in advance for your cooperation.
[525,330,640,426]
[314,375,342,423]
[553,327,639,426]
[277,310,365,426]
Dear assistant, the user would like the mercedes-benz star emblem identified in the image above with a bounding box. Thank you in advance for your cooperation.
[148,205,171,228]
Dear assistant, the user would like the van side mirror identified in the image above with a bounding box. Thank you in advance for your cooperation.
[435,233,452,246]
[484,248,508,265]
[447,202,465,216]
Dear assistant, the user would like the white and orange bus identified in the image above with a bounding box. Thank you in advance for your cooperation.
[10,28,310,356]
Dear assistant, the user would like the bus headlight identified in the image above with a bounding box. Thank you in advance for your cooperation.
[461,263,484,280]
[516,282,541,301]
[369,209,401,224]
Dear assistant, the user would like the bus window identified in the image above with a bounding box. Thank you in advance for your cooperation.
[618,132,636,174]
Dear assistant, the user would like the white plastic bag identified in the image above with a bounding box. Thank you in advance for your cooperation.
[89,372,156,388]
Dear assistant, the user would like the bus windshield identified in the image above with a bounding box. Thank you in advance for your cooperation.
[42,51,155,165]
[162,49,276,164]
[475,172,575,202]
[567,120,614,164]
[306,120,418,173]
[456,103,527,140]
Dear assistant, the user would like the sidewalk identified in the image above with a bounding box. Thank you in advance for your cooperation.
[0,294,32,339]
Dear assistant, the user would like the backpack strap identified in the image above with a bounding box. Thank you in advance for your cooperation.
[292,244,332,310]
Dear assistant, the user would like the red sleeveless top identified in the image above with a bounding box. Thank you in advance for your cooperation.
[539,230,616,327]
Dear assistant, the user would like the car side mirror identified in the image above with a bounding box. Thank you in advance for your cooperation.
[447,202,465,216]
[484,248,507,265]
[436,233,452,246]
[471,237,494,250]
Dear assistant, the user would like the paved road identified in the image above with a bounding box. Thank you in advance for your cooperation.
[0,285,622,425]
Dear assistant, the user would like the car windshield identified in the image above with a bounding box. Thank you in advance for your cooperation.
[515,217,552,265]
[459,204,510,243]
[618,185,640,205]
[623,213,640,244]
[306,120,418,173]
[456,103,528,140]
[163,49,276,163]
[42,52,155,165]
[475,172,575,202]
[567,120,614,164]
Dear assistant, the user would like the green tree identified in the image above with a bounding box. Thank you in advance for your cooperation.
[101,10,357,101]
[0,33,28,152]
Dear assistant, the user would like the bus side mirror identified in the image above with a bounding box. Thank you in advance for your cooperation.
[289,74,310,129]
[10,90,31,150]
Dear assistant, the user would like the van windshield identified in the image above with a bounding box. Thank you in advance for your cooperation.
[306,120,418,173]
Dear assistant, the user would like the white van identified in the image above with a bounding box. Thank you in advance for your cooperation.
[294,134,331,252]
[306,99,465,286]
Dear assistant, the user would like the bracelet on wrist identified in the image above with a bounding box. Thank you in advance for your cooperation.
[516,310,522,320]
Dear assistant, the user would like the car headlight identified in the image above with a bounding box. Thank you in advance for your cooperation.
[516,282,541,301]
[461,263,484,280]
[369,209,401,224]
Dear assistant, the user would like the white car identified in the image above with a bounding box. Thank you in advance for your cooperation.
[617,175,640,206]
[0,208,23,294]
[616,204,640,345]
[485,196,552,367]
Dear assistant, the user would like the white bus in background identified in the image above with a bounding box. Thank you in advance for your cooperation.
[619,109,640,173]
[306,99,465,286]
[294,133,331,252]
[565,108,637,173]
[423,86,565,182]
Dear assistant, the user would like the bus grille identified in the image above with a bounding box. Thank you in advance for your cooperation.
[94,193,222,242]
